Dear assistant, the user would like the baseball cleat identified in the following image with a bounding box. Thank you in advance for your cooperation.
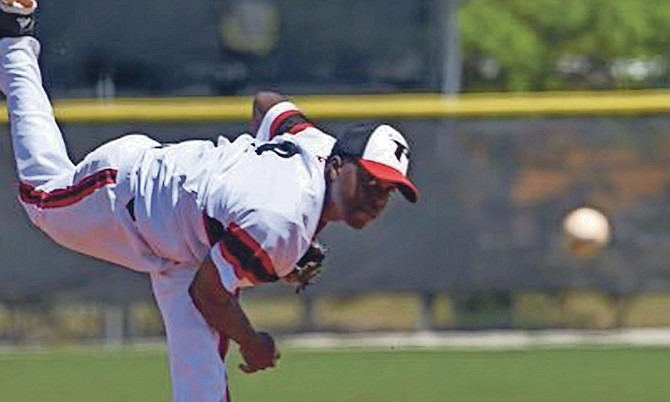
[0,0,37,38]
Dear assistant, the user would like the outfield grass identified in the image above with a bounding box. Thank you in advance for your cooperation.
[1,345,669,402]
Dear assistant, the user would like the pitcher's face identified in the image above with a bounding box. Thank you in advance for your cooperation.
[330,159,397,229]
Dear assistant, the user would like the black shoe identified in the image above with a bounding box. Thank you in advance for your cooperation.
[0,0,36,38]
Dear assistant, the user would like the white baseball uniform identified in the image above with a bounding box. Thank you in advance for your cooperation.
[1,36,335,402]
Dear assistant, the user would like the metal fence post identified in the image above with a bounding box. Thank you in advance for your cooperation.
[419,292,435,330]
[104,303,126,346]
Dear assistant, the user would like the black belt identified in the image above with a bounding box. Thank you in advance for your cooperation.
[126,198,136,221]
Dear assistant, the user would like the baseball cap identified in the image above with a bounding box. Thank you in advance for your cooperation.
[332,123,419,203]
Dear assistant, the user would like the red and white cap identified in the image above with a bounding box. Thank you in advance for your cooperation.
[332,123,419,203]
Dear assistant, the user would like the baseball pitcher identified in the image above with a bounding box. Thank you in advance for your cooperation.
[0,2,419,401]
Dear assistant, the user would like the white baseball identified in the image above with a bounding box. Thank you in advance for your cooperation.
[562,207,611,257]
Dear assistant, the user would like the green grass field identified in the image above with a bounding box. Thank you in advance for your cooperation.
[1,345,669,402]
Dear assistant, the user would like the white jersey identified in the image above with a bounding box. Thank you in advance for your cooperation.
[130,102,336,293]
[3,37,334,401]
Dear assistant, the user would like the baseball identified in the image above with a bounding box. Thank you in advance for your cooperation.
[562,207,611,258]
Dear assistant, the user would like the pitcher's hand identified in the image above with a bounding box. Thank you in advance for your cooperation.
[238,331,281,374]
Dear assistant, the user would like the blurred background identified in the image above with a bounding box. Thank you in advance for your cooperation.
[35,0,670,97]
[1,0,670,346]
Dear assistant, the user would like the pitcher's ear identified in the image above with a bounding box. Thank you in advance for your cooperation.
[326,155,344,180]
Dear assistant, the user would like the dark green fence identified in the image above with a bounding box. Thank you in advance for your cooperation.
[1,116,669,305]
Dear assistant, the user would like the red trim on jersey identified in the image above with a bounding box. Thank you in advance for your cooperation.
[287,121,315,134]
[228,222,276,276]
[218,241,259,285]
[18,169,117,208]
[269,110,301,139]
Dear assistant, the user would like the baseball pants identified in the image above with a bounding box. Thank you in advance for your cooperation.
[1,36,231,402]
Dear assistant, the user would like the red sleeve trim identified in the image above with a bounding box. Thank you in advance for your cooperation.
[218,240,259,285]
[269,110,301,139]
[215,222,278,284]
[268,110,316,139]
[288,122,315,134]
[228,222,276,276]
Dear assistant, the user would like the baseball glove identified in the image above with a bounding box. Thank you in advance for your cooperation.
[283,239,326,293]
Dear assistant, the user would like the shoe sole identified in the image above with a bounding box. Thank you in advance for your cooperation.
[0,0,37,16]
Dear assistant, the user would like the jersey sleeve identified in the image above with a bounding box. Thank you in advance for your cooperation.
[206,210,310,294]
[256,101,317,141]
